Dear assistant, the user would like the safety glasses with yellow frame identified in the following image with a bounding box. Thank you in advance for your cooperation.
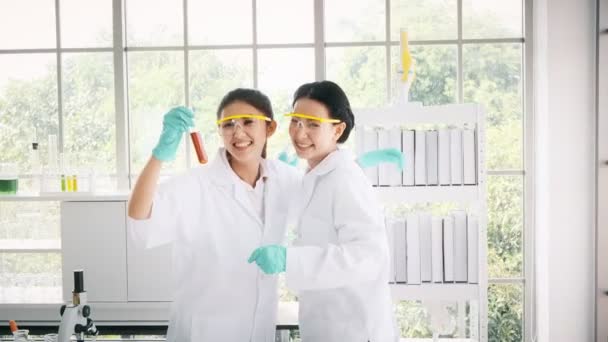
[284,113,342,133]
[216,114,273,137]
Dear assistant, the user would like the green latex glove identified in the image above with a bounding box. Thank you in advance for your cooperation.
[248,245,286,274]
[152,106,194,162]
[278,151,298,167]
[356,148,405,171]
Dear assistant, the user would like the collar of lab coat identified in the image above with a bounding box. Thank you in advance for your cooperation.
[206,147,269,227]
[206,147,269,186]
[305,147,356,179]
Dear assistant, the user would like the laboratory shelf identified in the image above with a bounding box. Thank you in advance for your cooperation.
[356,103,481,126]
[390,283,479,301]
[0,193,130,202]
[359,102,487,340]
[374,185,479,203]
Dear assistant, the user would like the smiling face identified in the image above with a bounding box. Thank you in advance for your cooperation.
[289,98,346,169]
[219,101,276,164]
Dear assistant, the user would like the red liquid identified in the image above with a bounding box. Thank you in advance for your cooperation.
[190,131,208,164]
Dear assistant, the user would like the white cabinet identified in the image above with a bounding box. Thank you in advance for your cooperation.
[60,199,172,322]
[61,201,128,302]
[62,200,172,303]
[127,235,172,302]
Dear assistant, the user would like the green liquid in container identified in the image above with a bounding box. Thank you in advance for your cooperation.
[0,178,18,194]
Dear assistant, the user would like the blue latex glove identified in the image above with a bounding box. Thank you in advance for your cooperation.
[152,106,194,162]
[278,151,298,167]
[356,148,405,171]
[248,245,286,274]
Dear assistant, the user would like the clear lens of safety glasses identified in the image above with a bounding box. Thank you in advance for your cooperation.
[217,115,272,137]
[289,117,321,133]
[288,118,342,136]
[285,113,341,134]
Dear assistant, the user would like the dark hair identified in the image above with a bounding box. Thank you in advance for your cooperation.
[216,88,274,158]
[216,88,274,121]
[292,80,355,143]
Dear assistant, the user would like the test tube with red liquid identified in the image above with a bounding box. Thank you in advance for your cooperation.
[190,130,208,164]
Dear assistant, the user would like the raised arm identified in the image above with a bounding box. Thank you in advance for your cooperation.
[127,106,194,219]
[128,157,162,219]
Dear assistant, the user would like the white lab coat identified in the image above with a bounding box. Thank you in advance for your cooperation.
[128,148,300,342]
[286,149,398,342]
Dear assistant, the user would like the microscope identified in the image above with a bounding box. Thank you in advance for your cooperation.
[58,270,99,342]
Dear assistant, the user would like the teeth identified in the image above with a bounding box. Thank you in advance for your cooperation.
[234,142,251,148]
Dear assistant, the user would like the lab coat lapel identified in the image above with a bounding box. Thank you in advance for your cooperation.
[232,183,263,228]
[293,175,317,220]
[208,148,263,228]
[263,178,275,229]
[293,149,354,218]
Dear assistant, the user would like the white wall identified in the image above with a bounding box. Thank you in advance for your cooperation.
[534,0,597,341]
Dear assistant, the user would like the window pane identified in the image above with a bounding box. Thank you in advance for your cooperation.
[257,48,314,158]
[391,0,457,41]
[62,53,116,190]
[0,253,62,303]
[325,0,385,42]
[395,300,472,338]
[0,54,58,179]
[60,0,112,48]
[257,48,315,115]
[256,0,313,44]
[463,0,523,39]
[326,46,387,108]
[188,0,252,45]
[128,51,186,175]
[126,0,183,46]
[464,44,523,170]
[0,202,60,244]
[488,175,523,278]
[488,283,523,341]
[0,1,56,49]
[390,45,457,105]
[189,49,253,162]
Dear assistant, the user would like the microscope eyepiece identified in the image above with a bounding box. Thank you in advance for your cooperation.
[74,270,84,293]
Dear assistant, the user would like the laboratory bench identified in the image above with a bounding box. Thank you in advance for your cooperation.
[0,326,299,341]
[0,325,165,340]
[0,337,477,342]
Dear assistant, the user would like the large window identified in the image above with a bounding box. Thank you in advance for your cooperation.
[0,0,115,304]
[0,1,528,340]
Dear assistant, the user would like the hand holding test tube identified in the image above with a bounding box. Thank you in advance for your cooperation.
[152,106,195,162]
[152,106,207,164]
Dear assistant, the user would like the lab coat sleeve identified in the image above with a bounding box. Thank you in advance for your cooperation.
[127,174,194,249]
[285,167,304,224]
[270,159,304,225]
[286,171,389,291]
